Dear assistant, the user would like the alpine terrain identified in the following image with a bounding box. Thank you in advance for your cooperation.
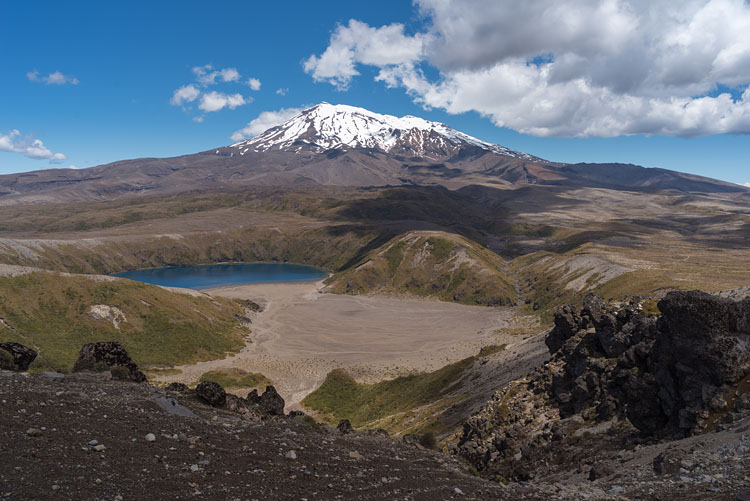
[0,103,744,204]
[1,103,749,500]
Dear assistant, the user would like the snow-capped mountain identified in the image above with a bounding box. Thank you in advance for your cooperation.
[228,103,537,161]
[0,102,744,204]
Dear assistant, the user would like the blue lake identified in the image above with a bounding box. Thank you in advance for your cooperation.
[113,263,328,290]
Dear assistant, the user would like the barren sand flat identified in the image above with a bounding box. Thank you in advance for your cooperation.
[156,281,517,408]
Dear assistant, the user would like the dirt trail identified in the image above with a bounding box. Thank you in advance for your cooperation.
[154,281,520,409]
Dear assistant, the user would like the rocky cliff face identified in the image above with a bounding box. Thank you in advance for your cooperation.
[455,289,750,481]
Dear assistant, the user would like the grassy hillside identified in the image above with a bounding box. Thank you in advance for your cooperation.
[302,345,507,436]
[326,231,517,306]
[0,272,249,372]
[0,225,377,276]
[199,368,272,390]
[302,360,473,433]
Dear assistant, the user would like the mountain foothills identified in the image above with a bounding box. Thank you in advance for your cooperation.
[0,103,744,203]
[1,103,750,499]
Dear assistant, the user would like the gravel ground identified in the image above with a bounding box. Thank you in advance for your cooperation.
[1,370,748,500]
[0,371,521,501]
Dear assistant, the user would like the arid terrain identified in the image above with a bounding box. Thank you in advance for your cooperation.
[154,281,526,408]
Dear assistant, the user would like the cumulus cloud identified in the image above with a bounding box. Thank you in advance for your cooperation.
[199,91,248,112]
[230,107,303,142]
[170,84,200,106]
[276,87,288,96]
[27,70,79,85]
[744,182,750,187]
[305,0,750,137]
[304,19,426,89]
[0,129,67,163]
[171,66,253,117]
[192,65,241,86]
[68,165,79,170]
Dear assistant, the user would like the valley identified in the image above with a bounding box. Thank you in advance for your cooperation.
[1,103,749,499]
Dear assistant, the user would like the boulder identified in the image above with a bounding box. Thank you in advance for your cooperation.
[225,394,260,419]
[72,342,146,382]
[0,342,37,371]
[196,381,226,407]
[581,292,605,324]
[546,305,581,354]
[245,389,260,405]
[337,419,353,434]
[653,450,685,475]
[165,382,189,393]
[258,386,285,416]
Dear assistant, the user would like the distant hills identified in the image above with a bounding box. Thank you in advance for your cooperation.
[0,103,745,204]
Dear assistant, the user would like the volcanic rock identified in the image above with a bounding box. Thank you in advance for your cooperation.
[456,289,750,480]
[196,381,226,407]
[0,342,37,371]
[72,341,146,383]
[258,385,285,416]
[337,419,353,434]
[166,382,189,393]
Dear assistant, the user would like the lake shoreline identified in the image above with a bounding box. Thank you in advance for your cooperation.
[113,262,329,289]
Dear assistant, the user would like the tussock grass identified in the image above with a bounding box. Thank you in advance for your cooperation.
[199,368,272,389]
[302,345,506,430]
[327,231,517,306]
[0,272,247,372]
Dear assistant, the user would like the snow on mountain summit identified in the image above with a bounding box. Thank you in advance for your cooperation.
[228,103,535,160]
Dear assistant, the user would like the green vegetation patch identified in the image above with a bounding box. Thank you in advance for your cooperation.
[199,368,272,389]
[302,355,480,429]
[0,272,247,372]
[328,232,517,306]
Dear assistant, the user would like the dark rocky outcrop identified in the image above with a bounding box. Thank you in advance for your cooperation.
[0,342,37,371]
[455,290,750,479]
[72,342,146,383]
[337,419,353,434]
[258,386,285,416]
[196,381,226,407]
[166,382,189,393]
[245,386,285,417]
[224,394,261,420]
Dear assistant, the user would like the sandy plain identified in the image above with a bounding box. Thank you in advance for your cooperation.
[155,280,518,409]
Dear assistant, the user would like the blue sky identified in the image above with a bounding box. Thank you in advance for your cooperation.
[1,0,749,186]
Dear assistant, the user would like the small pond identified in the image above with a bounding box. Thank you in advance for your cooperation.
[113,263,328,290]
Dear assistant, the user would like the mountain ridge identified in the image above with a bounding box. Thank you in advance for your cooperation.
[225,102,541,161]
[0,102,746,204]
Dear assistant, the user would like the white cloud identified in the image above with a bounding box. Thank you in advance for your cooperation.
[230,107,303,141]
[192,65,241,86]
[68,165,80,169]
[304,19,426,89]
[0,130,67,163]
[276,87,288,96]
[199,91,248,112]
[170,84,200,106]
[171,66,252,118]
[27,70,79,85]
[305,1,750,137]
[744,182,750,187]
